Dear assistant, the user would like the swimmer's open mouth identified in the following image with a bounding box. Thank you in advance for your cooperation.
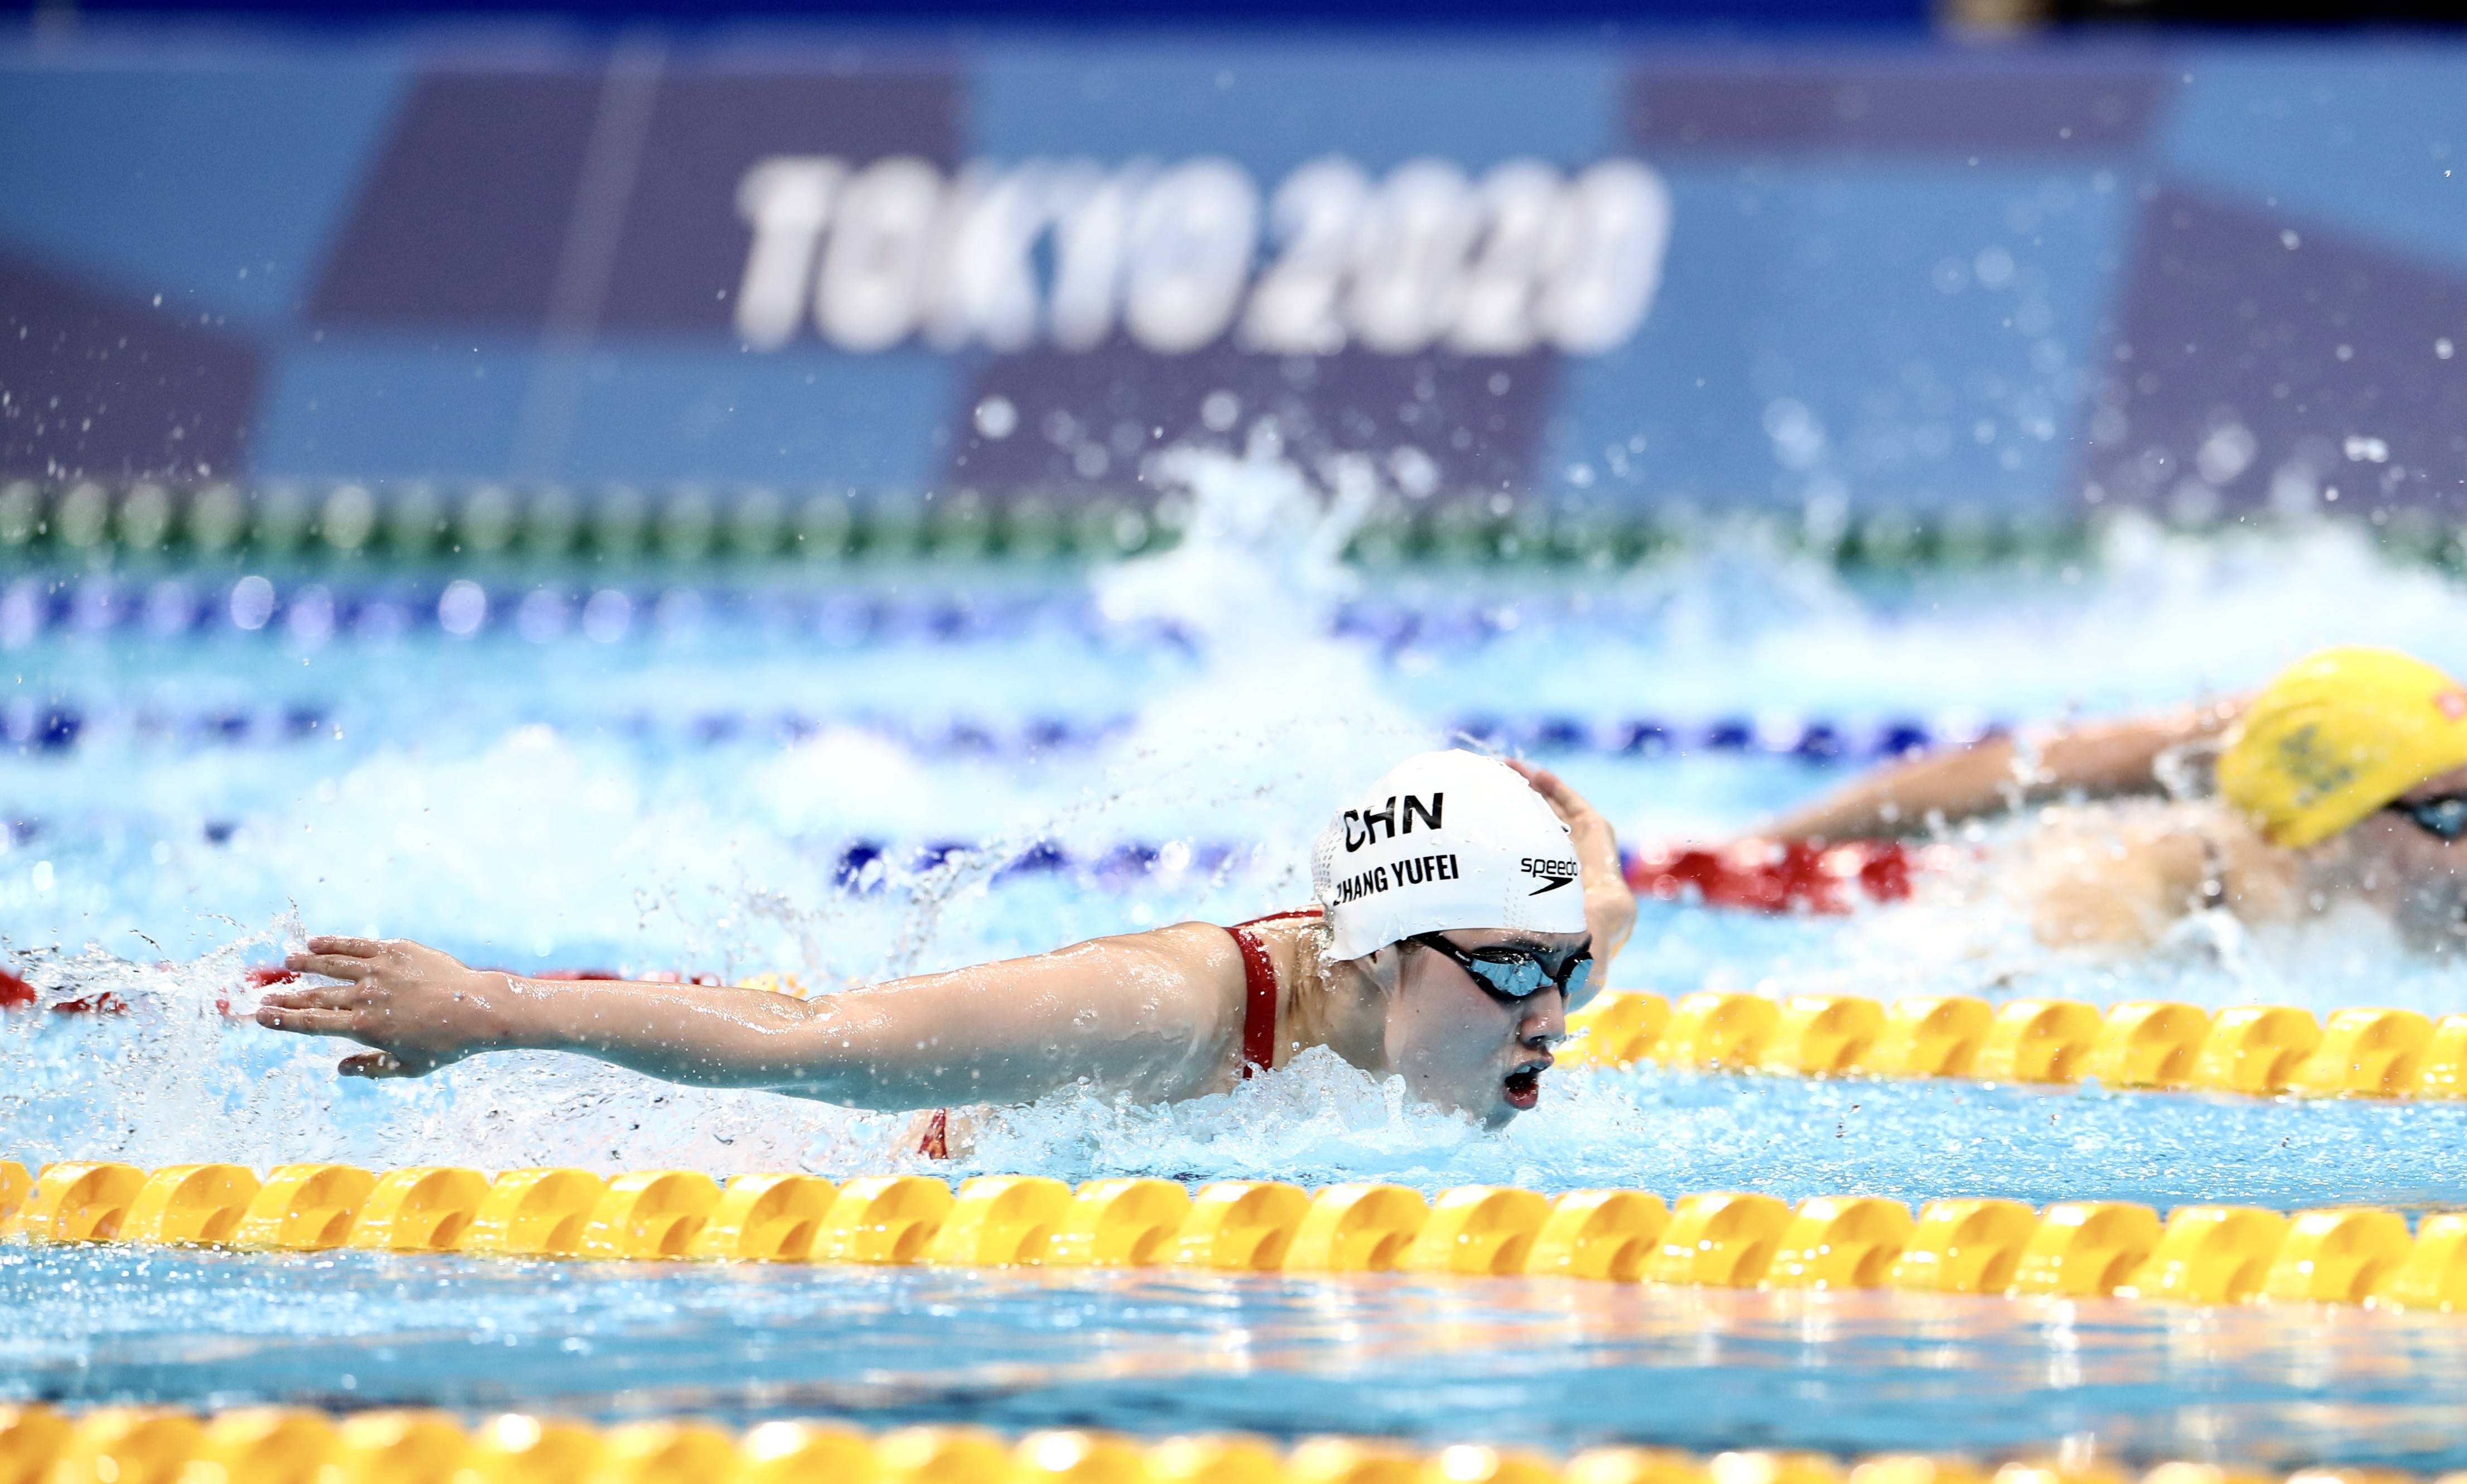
[1502,1061,1547,1109]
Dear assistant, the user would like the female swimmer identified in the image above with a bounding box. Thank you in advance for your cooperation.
[256,751,1635,1128]
[1763,645,2467,953]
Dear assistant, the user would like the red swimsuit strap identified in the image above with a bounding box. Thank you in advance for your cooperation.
[1227,908,1321,1077]
[1235,908,1325,928]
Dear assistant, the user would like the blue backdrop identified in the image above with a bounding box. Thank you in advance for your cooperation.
[2,30,2463,519]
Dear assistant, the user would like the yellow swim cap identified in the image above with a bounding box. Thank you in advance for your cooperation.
[2219,646,2467,848]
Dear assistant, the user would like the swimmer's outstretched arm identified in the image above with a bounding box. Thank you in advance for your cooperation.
[255,927,1247,1111]
[1759,699,2244,841]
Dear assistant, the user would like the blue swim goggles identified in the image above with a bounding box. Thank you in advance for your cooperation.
[2389,793,2467,842]
[1407,933,1592,1003]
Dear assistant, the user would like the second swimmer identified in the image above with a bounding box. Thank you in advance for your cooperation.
[1767,645,2467,955]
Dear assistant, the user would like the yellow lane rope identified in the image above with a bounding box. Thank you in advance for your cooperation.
[1562,991,2462,1100]
[0,1405,2440,1484]
[4,1160,2464,1311]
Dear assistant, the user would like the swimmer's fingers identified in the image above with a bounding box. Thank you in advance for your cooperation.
[340,1051,426,1079]
[1504,757,1579,811]
[284,952,376,981]
[1510,760,1611,847]
[254,1004,365,1037]
[258,982,364,1011]
[303,935,387,958]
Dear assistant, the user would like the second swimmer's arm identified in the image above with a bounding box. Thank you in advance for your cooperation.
[257,928,1246,1110]
[1758,701,2243,841]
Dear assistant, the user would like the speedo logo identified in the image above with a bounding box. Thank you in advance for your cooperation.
[1343,792,1442,852]
[1521,857,1579,895]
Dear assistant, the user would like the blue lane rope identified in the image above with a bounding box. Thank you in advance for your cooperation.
[4,702,1982,762]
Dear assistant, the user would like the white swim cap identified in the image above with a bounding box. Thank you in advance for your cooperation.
[1310,749,1587,961]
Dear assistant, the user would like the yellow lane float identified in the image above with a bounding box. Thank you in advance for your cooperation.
[11,1159,2467,1317]
[1565,991,2467,1102]
[6,1409,2454,1484]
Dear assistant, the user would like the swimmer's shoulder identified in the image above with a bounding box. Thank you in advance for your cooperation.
[1234,909,1329,971]
[1088,919,1249,974]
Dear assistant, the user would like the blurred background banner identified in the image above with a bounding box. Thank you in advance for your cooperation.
[3,31,2463,522]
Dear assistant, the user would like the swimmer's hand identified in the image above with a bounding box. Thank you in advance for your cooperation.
[1503,759,1636,992]
[257,937,508,1078]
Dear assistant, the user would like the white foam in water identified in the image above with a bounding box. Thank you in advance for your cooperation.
[7,459,2467,1193]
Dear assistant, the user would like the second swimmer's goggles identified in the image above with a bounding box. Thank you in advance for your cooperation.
[2389,793,2467,842]
[1406,933,1592,1002]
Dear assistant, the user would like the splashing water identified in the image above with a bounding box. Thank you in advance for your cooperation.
[5,461,2467,1192]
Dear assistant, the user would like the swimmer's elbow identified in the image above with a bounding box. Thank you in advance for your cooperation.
[779,1005,869,1074]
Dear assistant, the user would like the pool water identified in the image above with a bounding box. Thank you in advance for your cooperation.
[7,454,2467,1461]
[13,1245,2467,1471]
